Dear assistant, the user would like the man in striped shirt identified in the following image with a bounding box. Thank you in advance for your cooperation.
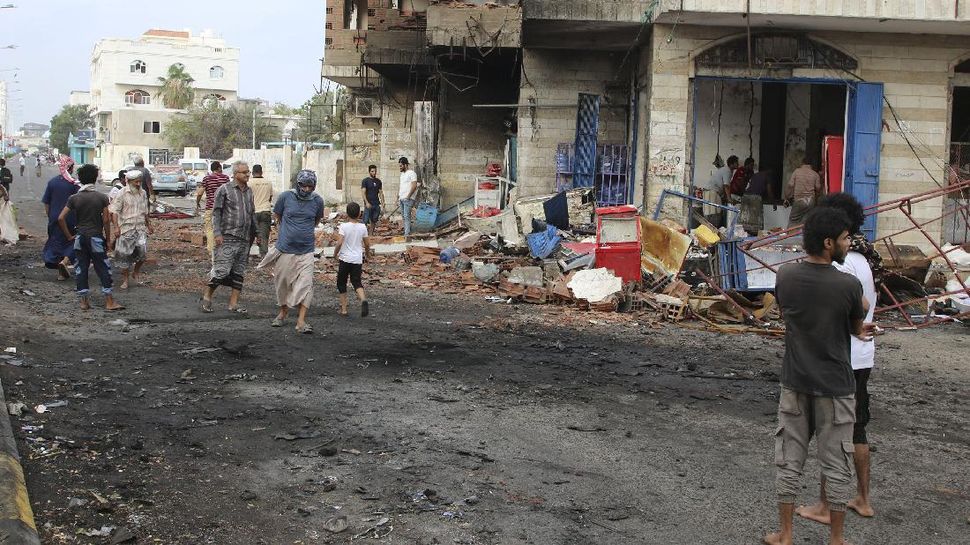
[195,161,230,261]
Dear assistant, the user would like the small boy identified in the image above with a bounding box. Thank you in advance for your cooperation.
[332,202,371,317]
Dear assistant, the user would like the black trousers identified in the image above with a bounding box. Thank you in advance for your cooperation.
[336,260,362,293]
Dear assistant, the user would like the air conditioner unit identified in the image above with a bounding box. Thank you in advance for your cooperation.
[354,97,380,119]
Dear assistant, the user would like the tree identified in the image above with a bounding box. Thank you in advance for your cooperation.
[49,104,94,154]
[163,103,275,159]
[297,88,346,148]
[157,64,196,109]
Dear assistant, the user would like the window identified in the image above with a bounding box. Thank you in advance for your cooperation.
[326,22,333,29]
[143,121,161,134]
[124,89,151,105]
[325,37,333,46]
[130,60,146,74]
[210,65,224,79]
[326,6,333,13]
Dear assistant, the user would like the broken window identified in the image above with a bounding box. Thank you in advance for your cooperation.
[695,34,857,71]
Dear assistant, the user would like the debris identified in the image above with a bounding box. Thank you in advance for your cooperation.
[33,404,47,414]
[567,268,622,304]
[464,495,480,505]
[6,402,27,416]
[240,490,258,501]
[3,347,16,354]
[67,497,88,508]
[322,515,349,534]
[20,289,35,296]
[439,246,461,264]
[318,446,338,457]
[526,225,561,259]
[179,369,196,380]
[110,528,137,544]
[472,261,500,283]
[81,357,95,363]
[273,430,321,441]
[507,266,544,288]
[79,526,115,537]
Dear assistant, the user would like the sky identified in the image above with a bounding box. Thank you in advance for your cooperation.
[1,0,326,132]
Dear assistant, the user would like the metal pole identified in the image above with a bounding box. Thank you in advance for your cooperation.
[251,107,256,149]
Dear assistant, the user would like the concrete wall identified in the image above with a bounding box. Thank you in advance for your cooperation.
[645,23,970,245]
[229,146,299,195]
[427,4,522,48]
[517,48,629,197]
[302,148,344,205]
[108,108,176,149]
[96,144,151,174]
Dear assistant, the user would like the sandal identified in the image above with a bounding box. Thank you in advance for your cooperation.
[271,317,284,327]
[200,298,213,313]
[228,307,247,314]
[295,323,313,334]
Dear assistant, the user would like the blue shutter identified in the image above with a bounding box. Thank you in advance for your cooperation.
[844,82,884,240]
[573,93,601,188]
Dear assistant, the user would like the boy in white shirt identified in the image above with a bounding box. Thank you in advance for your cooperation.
[333,202,371,317]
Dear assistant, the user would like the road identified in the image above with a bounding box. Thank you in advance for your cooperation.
[0,163,968,544]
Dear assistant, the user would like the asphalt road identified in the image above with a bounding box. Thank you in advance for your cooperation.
[0,164,968,544]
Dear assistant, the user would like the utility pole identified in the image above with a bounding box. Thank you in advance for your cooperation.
[251,107,256,149]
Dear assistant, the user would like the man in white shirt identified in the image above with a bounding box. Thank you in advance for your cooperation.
[397,156,419,236]
[797,193,877,526]
[699,159,733,226]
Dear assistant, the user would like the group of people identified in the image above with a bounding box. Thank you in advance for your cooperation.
[40,155,374,331]
[700,155,823,234]
[41,156,152,310]
[766,192,879,545]
[193,160,371,333]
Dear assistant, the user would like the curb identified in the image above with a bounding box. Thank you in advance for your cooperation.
[0,378,40,545]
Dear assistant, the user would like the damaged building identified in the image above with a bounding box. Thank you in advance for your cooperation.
[323,0,970,249]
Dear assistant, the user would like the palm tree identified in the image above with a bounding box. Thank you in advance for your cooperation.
[157,64,195,109]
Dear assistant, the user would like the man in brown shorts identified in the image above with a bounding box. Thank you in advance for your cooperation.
[764,206,874,545]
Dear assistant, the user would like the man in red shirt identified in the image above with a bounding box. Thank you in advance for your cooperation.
[195,161,230,261]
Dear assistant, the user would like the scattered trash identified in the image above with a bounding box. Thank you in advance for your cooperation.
[78,526,115,537]
[240,490,258,501]
[67,497,88,508]
[4,347,16,354]
[20,289,35,296]
[322,515,349,534]
[273,430,321,441]
[179,369,196,380]
[567,268,622,304]
[472,262,500,283]
[33,404,48,414]
[81,357,95,363]
[6,402,27,416]
[110,527,137,544]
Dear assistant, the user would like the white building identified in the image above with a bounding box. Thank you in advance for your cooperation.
[69,91,91,107]
[88,29,240,171]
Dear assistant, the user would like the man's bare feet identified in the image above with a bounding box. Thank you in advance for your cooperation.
[795,502,831,525]
[105,296,125,311]
[762,532,792,545]
[57,263,70,280]
[79,297,90,311]
[847,496,874,517]
[120,281,129,290]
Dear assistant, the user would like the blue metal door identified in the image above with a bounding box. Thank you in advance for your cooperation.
[572,93,601,189]
[844,82,884,240]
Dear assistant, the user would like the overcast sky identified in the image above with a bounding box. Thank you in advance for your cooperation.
[1,0,326,132]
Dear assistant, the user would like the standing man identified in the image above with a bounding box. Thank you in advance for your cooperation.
[111,170,152,290]
[18,154,26,177]
[796,193,878,526]
[196,161,230,260]
[200,161,257,313]
[740,165,776,235]
[763,206,873,545]
[57,164,123,311]
[361,164,384,235]
[133,157,154,205]
[249,164,274,257]
[398,157,419,237]
[35,155,42,178]
[785,157,822,227]
[0,159,12,196]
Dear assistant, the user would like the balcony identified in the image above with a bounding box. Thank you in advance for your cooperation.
[651,0,970,34]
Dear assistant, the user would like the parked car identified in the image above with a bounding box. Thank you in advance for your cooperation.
[153,172,188,197]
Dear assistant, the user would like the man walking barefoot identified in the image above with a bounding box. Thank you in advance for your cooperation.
[111,170,152,290]
[58,164,124,311]
[764,207,873,545]
[200,161,257,313]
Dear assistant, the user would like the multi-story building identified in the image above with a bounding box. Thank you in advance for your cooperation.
[323,0,970,248]
[88,29,240,171]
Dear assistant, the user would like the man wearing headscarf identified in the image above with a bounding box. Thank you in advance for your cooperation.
[111,170,152,290]
[258,169,325,333]
[200,161,258,313]
[41,156,80,279]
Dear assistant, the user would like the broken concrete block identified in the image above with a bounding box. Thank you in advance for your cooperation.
[453,231,482,250]
[472,261,500,283]
[507,266,544,288]
[567,268,622,303]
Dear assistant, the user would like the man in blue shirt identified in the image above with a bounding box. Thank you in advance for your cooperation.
[260,170,325,333]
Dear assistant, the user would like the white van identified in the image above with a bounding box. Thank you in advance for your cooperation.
[179,159,210,191]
